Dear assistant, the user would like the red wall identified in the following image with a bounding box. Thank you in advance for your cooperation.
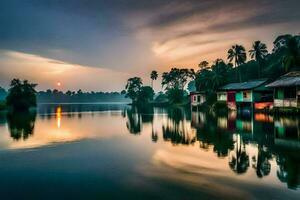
[227,91,236,102]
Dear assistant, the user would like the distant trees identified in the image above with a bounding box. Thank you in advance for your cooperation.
[249,41,268,77]
[150,70,158,88]
[6,79,37,111]
[227,45,247,82]
[37,90,127,103]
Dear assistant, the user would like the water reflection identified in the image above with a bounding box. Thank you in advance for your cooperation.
[124,107,300,189]
[162,107,196,145]
[56,106,62,128]
[228,135,249,174]
[0,104,299,192]
[7,111,37,141]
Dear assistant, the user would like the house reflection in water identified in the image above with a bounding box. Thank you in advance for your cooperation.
[191,110,300,189]
[124,106,300,189]
[275,117,300,140]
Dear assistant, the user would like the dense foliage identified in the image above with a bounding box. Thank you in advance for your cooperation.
[194,34,300,94]
[125,77,154,104]
[6,79,37,111]
[162,68,194,104]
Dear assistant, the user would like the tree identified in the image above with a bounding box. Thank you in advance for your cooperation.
[198,61,209,71]
[120,90,126,95]
[138,86,154,103]
[210,59,231,90]
[125,77,143,103]
[195,68,213,92]
[228,45,247,82]
[150,70,158,88]
[162,68,194,104]
[66,90,72,96]
[281,35,300,72]
[162,68,195,91]
[6,79,37,111]
[249,41,268,77]
[194,59,232,93]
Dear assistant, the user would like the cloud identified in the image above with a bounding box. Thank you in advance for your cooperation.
[0,0,299,90]
[133,0,300,66]
[0,50,130,91]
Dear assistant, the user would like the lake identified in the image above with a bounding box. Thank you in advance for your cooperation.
[0,103,299,200]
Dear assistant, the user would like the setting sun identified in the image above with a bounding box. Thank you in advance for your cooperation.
[0,0,299,199]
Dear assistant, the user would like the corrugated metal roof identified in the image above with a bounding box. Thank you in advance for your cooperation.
[266,71,300,88]
[219,79,268,91]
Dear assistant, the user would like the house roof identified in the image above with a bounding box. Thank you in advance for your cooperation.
[219,79,268,91]
[190,91,205,95]
[266,71,300,88]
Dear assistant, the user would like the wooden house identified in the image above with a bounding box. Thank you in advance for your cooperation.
[266,71,300,109]
[219,79,273,110]
[190,91,206,107]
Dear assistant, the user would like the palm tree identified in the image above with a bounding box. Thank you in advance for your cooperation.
[228,45,247,82]
[282,36,300,72]
[150,70,158,88]
[249,41,268,78]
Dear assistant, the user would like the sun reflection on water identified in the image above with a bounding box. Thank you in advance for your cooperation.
[56,106,62,128]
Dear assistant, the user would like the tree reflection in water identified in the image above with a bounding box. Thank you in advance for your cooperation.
[276,153,300,190]
[7,111,37,140]
[125,107,142,134]
[124,106,300,189]
[228,134,250,174]
[195,112,234,157]
[162,107,196,145]
[252,145,272,178]
[125,105,154,135]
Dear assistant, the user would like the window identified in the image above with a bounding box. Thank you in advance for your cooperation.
[243,91,250,99]
[193,95,197,102]
[284,87,296,99]
[275,88,284,99]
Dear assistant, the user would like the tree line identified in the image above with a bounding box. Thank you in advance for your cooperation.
[124,34,300,105]
[0,81,129,111]
[37,89,128,103]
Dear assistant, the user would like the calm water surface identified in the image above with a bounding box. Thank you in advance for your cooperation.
[0,104,299,200]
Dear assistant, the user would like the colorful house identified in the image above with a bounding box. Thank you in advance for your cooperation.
[266,71,300,109]
[219,79,273,110]
[190,91,206,107]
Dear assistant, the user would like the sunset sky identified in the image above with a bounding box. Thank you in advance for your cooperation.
[0,0,299,91]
